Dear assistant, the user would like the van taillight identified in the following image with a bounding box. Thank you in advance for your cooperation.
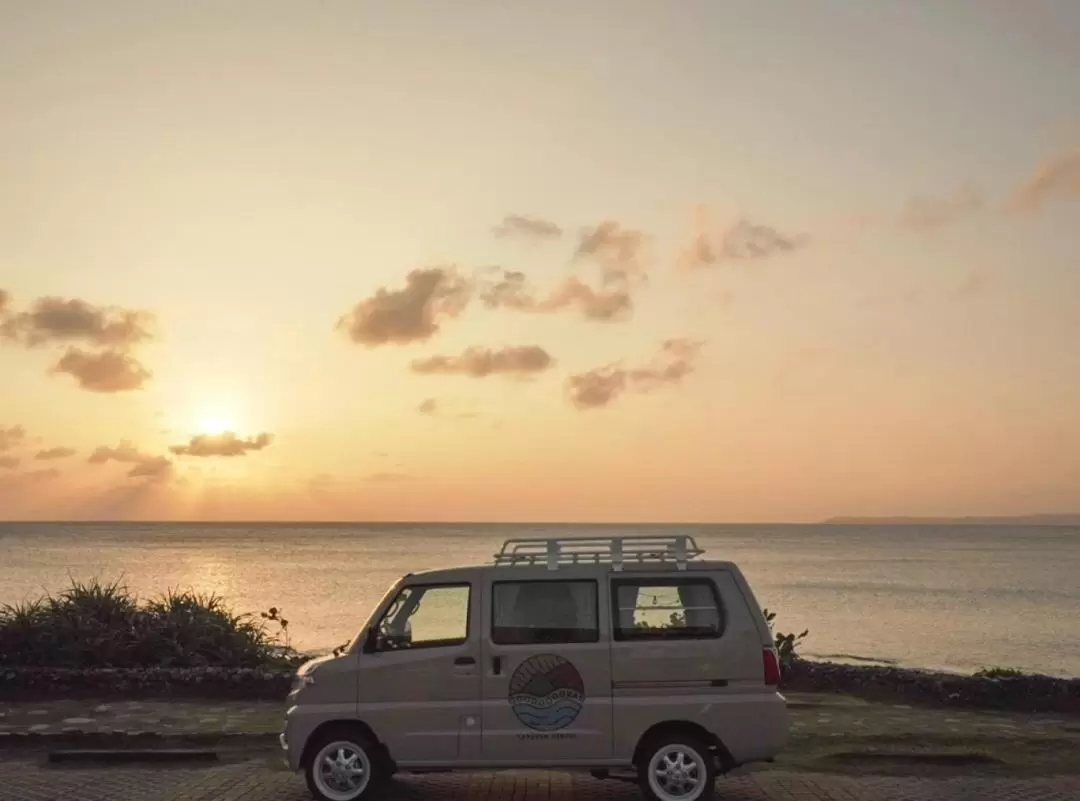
[763,648,781,686]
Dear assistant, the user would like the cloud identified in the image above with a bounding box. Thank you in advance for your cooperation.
[477,220,648,323]
[479,269,632,322]
[542,278,633,321]
[170,431,274,457]
[627,338,705,387]
[0,296,153,348]
[417,398,439,415]
[679,218,808,268]
[126,455,173,480]
[477,269,534,312]
[88,440,173,480]
[88,441,151,465]
[410,345,554,378]
[574,220,649,282]
[0,289,10,317]
[677,233,722,270]
[0,295,157,394]
[566,338,705,410]
[336,267,472,347]
[492,214,563,240]
[1008,147,1080,213]
[718,219,808,262]
[0,424,26,452]
[899,184,983,232]
[0,456,19,469]
[566,367,628,410]
[51,347,151,392]
[35,447,77,460]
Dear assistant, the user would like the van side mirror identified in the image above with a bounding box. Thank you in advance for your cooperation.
[361,627,378,654]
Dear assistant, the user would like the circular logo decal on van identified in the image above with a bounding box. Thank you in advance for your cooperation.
[508,654,585,731]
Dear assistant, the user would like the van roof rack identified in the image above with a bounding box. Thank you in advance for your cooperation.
[493,535,704,572]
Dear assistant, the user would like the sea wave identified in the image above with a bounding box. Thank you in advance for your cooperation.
[512,699,582,713]
[807,652,899,666]
[513,704,582,730]
[508,689,582,709]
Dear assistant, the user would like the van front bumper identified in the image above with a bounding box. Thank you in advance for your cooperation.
[281,705,301,772]
[279,729,293,771]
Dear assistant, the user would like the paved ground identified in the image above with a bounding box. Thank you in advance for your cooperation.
[1,758,1078,801]
[1,693,1078,799]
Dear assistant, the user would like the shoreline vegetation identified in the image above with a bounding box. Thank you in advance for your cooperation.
[0,579,304,671]
[1,579,1077,714]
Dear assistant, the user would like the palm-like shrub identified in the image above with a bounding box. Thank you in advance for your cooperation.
[0,578,300,668]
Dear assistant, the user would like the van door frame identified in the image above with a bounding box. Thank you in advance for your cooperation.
[477,567,618,767]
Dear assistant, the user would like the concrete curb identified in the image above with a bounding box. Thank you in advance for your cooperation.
[47,748,220,764]
[0,731,278,751]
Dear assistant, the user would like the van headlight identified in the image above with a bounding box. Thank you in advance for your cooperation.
[291,673,315,692]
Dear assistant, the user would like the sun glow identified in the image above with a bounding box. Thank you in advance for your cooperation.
[198,417,235,436]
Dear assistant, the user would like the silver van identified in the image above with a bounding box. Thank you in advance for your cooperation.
[281,535,789,801]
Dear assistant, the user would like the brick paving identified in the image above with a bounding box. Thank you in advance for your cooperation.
[0,759,1078,801]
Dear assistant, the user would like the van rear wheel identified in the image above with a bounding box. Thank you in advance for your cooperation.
[637,733,716,801]
[305,728,385,801]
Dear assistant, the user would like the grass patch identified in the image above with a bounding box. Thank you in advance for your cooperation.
[0,578,304,669]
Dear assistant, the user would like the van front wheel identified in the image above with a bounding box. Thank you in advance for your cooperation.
[638,733,716,801]
[305,729,384,801]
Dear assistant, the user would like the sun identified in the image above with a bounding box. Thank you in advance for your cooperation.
[198,417,234,436]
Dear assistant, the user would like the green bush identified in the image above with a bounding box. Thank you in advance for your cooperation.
[0,578,304,669]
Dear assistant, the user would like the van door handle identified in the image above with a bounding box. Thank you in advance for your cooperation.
[492,656,502,675]
[454,656,476,666]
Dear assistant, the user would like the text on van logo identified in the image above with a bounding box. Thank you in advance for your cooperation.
[508,654,584,732]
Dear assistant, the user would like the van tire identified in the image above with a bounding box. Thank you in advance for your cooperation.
[304,726,386,801]
[637,732,716,801]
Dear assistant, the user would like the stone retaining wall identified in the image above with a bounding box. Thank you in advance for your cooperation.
[782,659,1080,715]
[0,667,293,701]
[3,661,1078,714]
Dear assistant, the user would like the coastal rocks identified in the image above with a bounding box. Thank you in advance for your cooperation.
[0,667,293,701]
[782,659,1080,715]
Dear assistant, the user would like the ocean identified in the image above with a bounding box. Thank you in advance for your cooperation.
[1,522,1077,678]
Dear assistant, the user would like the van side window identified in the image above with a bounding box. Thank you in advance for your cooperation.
[492,580,598,645]
[375,583,470,651]
[611,578,723,641]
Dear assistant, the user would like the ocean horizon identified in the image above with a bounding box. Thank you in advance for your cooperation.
[2,521,1078,678]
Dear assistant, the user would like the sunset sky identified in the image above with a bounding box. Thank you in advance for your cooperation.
[2,1,1079,522]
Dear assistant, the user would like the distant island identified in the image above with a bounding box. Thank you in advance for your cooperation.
[823,514,1080,526]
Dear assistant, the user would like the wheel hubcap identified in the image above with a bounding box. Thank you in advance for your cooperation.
[649,745,704,800]
[313,741,371,800]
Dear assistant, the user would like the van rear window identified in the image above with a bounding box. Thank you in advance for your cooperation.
[611,578,724,641]
[491,580,599,645]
